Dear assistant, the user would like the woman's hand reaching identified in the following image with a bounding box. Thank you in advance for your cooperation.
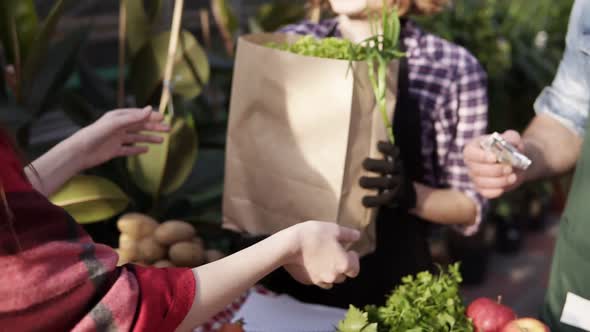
[68,106,170,171]
[27,107,169,196]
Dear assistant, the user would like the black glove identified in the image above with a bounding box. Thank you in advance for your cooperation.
[359,141,416,210]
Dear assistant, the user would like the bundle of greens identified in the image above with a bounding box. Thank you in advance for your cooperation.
[338,263,474,332]
[268,36,364,61]
[267,4,404,144]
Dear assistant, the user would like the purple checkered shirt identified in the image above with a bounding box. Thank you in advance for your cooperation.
[280,19,489,235]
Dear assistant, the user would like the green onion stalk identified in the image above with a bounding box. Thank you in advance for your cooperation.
[360,5,405,144]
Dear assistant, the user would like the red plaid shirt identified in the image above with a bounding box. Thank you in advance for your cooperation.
[0,134,195,332]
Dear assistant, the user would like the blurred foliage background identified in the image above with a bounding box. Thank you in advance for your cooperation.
[418,0,574,133]
[0,0,575,255]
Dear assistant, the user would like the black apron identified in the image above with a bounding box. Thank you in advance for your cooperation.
[259,47,434,309]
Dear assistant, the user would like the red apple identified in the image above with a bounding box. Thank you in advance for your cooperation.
[467,297,517,332]
[501,318,550,332]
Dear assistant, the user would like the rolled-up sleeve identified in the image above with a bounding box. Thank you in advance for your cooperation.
[444,54,489,236]
[534,0,590,137]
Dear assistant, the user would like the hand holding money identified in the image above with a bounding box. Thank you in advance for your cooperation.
[463,131,530,199]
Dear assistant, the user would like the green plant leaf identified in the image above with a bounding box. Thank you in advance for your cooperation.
[144,0,163,22]
[129,30,210,105]
[247,17,264,34]
[50,175,130,224]
[125,0,162,58]
[367,263,473,331]
[161,114,199,194]
[0,0,39,66]
[126,114,198,197]
[22,0,70,88]
[338,306,374,332]
[25,27,90,115]
[211,0,239,37]
[127,113,171,197]
[362,324,377,332]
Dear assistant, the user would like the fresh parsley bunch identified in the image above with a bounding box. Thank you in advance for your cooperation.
[338,263,474,332]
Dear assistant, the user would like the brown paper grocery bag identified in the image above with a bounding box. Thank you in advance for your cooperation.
[222,33,399,256]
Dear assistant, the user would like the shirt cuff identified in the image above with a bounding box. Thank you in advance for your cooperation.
[452,189,487,236]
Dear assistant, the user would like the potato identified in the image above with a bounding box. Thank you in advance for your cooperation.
[119,233,138,249]
[117,246,139,263]
[169,241,205,267]
[138,237,166,263]
[115,248,133,266]
[153,260,176,268]
[117,213,158,239]
[205,249,226,263]
[118,234,139,262]
[154,220,196,245]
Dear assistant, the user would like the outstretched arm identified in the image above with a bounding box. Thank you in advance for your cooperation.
[175,221,360,331]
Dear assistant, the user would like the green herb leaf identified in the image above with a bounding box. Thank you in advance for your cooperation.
[338,305,376,332]
[339,263,474,332]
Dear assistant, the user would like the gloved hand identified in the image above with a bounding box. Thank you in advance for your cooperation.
[359,141,417,210]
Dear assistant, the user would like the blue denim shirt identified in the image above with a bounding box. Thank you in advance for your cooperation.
[534,0,590,136]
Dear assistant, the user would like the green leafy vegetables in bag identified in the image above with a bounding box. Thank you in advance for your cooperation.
[268,36,364,60]
[338,263,474,332]
[267,4,405,143]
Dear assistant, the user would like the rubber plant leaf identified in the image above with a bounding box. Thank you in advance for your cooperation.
[0,0,39,66]
[125,0,163,58]
[25,27,90,115]
[126,113,198,197]
[50,175,130,224]
[22,0,70,88]
[211,0,238,55]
